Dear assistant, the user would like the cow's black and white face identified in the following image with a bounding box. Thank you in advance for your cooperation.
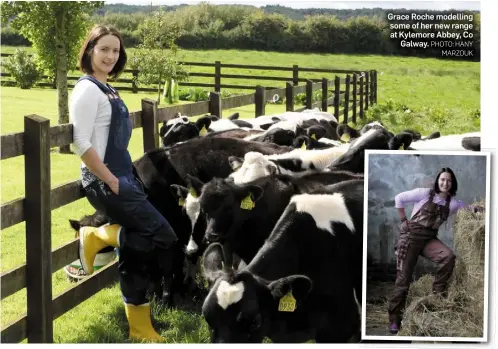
[229,152,278,185]
[201,243,312,343]
[160,116,212,146]
[202,275,266,343]
[199,178,264,243]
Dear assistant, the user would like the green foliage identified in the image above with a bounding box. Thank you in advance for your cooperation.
[1,1,104,78]
[132,8,189,104]
[2,3,480,61]
[2,48,43,89]
[178,87,209,102]
[0,27,31,46]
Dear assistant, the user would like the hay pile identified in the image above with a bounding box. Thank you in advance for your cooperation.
[398,204,486,338]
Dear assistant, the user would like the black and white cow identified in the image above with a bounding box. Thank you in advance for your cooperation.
[201,179,364,343]
[159,113,243,146]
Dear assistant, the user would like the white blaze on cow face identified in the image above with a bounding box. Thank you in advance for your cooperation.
[216,280,245,310]
[184,192,201,254]
[229,152,279,185]
[291,193,355,235]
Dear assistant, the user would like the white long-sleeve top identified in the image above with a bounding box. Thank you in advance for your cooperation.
[69,78,112,164]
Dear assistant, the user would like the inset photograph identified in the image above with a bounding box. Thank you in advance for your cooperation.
[362,150,490,342]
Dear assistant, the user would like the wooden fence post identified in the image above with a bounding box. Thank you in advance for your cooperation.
[24,115,53,343]
[292,65,299,86]
[132,70,138,94]
[286,82,294,112]
[209,92,222,119]
[344,75,350,124]
[365,71,370,110]
[306,79,313,110]
[215,61,221,93]
[373,70,378,104]
[141,99,159,152]
[352,73,357,124]
[359,74,364,119]
[321,78,328,112]
[255,86,266,117]
[334,76,340,122]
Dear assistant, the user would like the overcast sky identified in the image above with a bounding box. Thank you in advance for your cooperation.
[105,0,481,10]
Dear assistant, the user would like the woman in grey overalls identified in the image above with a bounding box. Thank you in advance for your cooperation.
[387,167,484,334]
[70,26,176,342]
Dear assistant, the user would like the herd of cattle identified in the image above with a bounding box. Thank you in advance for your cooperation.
[69,109,480,343]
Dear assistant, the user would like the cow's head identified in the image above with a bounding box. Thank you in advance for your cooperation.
[228,152,278,185]
[160,116,212,146]
[201,243,312,343]
[170,175,206,255]
[199,178,264,243]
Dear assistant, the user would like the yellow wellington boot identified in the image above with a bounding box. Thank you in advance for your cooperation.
[125,303,165,342]
[79,224,121,275]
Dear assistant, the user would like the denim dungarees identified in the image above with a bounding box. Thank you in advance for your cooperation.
[77,75,177,305]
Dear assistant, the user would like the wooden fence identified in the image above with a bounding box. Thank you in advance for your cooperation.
[0,72,377,343]
[0,53,377,103]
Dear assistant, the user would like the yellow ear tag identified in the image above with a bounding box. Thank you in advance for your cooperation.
[311,134,317,140]
[300,141,307,150]
[240,194,255,210]
[278,291,296,312]
[178,198,185,206]
[189,187,197,198]
[340,133,350,142]
[199,125,208,136]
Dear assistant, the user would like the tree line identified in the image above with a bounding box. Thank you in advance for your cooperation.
[2,3,480,60]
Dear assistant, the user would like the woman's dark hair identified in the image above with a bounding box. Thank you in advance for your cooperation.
[434,167,458,196]
[78,25,127,79]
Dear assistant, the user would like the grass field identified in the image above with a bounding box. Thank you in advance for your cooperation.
[0,46,480,343]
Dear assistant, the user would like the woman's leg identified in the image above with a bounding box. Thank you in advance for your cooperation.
[421,238,456,296]
[81,177,177,341]
[387,238,425,331]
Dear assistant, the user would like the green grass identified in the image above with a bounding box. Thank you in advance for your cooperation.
[0,46,479,343]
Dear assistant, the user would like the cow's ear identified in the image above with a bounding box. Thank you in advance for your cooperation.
[246,185,264,202]
[202,243,225,283]
[170,184,188,206]
[268,275,312,302]
[69,219,81,231]
[195,116,212,132]
[186,174,204,197]
[229,156,244,172]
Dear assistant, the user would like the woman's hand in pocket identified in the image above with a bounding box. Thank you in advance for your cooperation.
[108,177,119,195]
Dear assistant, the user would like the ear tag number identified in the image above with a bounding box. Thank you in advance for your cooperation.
[189,187,198,198]
[300,142,307,150]
[278,291,296,312]
[240,194,255,210]
[178,198,185,206]
[199,125,208,136]
[311,134,317,140]
[340,133,350,142]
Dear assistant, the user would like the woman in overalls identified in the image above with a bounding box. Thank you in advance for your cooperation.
[70,26,177,342]
[387,167,484,334]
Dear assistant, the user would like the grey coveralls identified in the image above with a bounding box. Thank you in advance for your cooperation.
[388,189,456,325]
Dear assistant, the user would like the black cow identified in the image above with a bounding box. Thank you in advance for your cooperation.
[201,179,364,343]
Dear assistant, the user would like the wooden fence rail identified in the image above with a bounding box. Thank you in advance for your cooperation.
[1,54,376,101]
[0,71,377,343]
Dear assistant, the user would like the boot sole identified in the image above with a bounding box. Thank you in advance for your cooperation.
[78,228,93,275]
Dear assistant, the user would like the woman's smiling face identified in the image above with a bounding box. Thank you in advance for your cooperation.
[91,34,120,79]
[438,172,452,194]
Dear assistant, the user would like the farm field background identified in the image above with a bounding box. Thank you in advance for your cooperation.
[0,46,480,343]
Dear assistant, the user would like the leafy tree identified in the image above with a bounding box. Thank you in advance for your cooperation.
[1,1,103,152]
[133,9,189,104]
